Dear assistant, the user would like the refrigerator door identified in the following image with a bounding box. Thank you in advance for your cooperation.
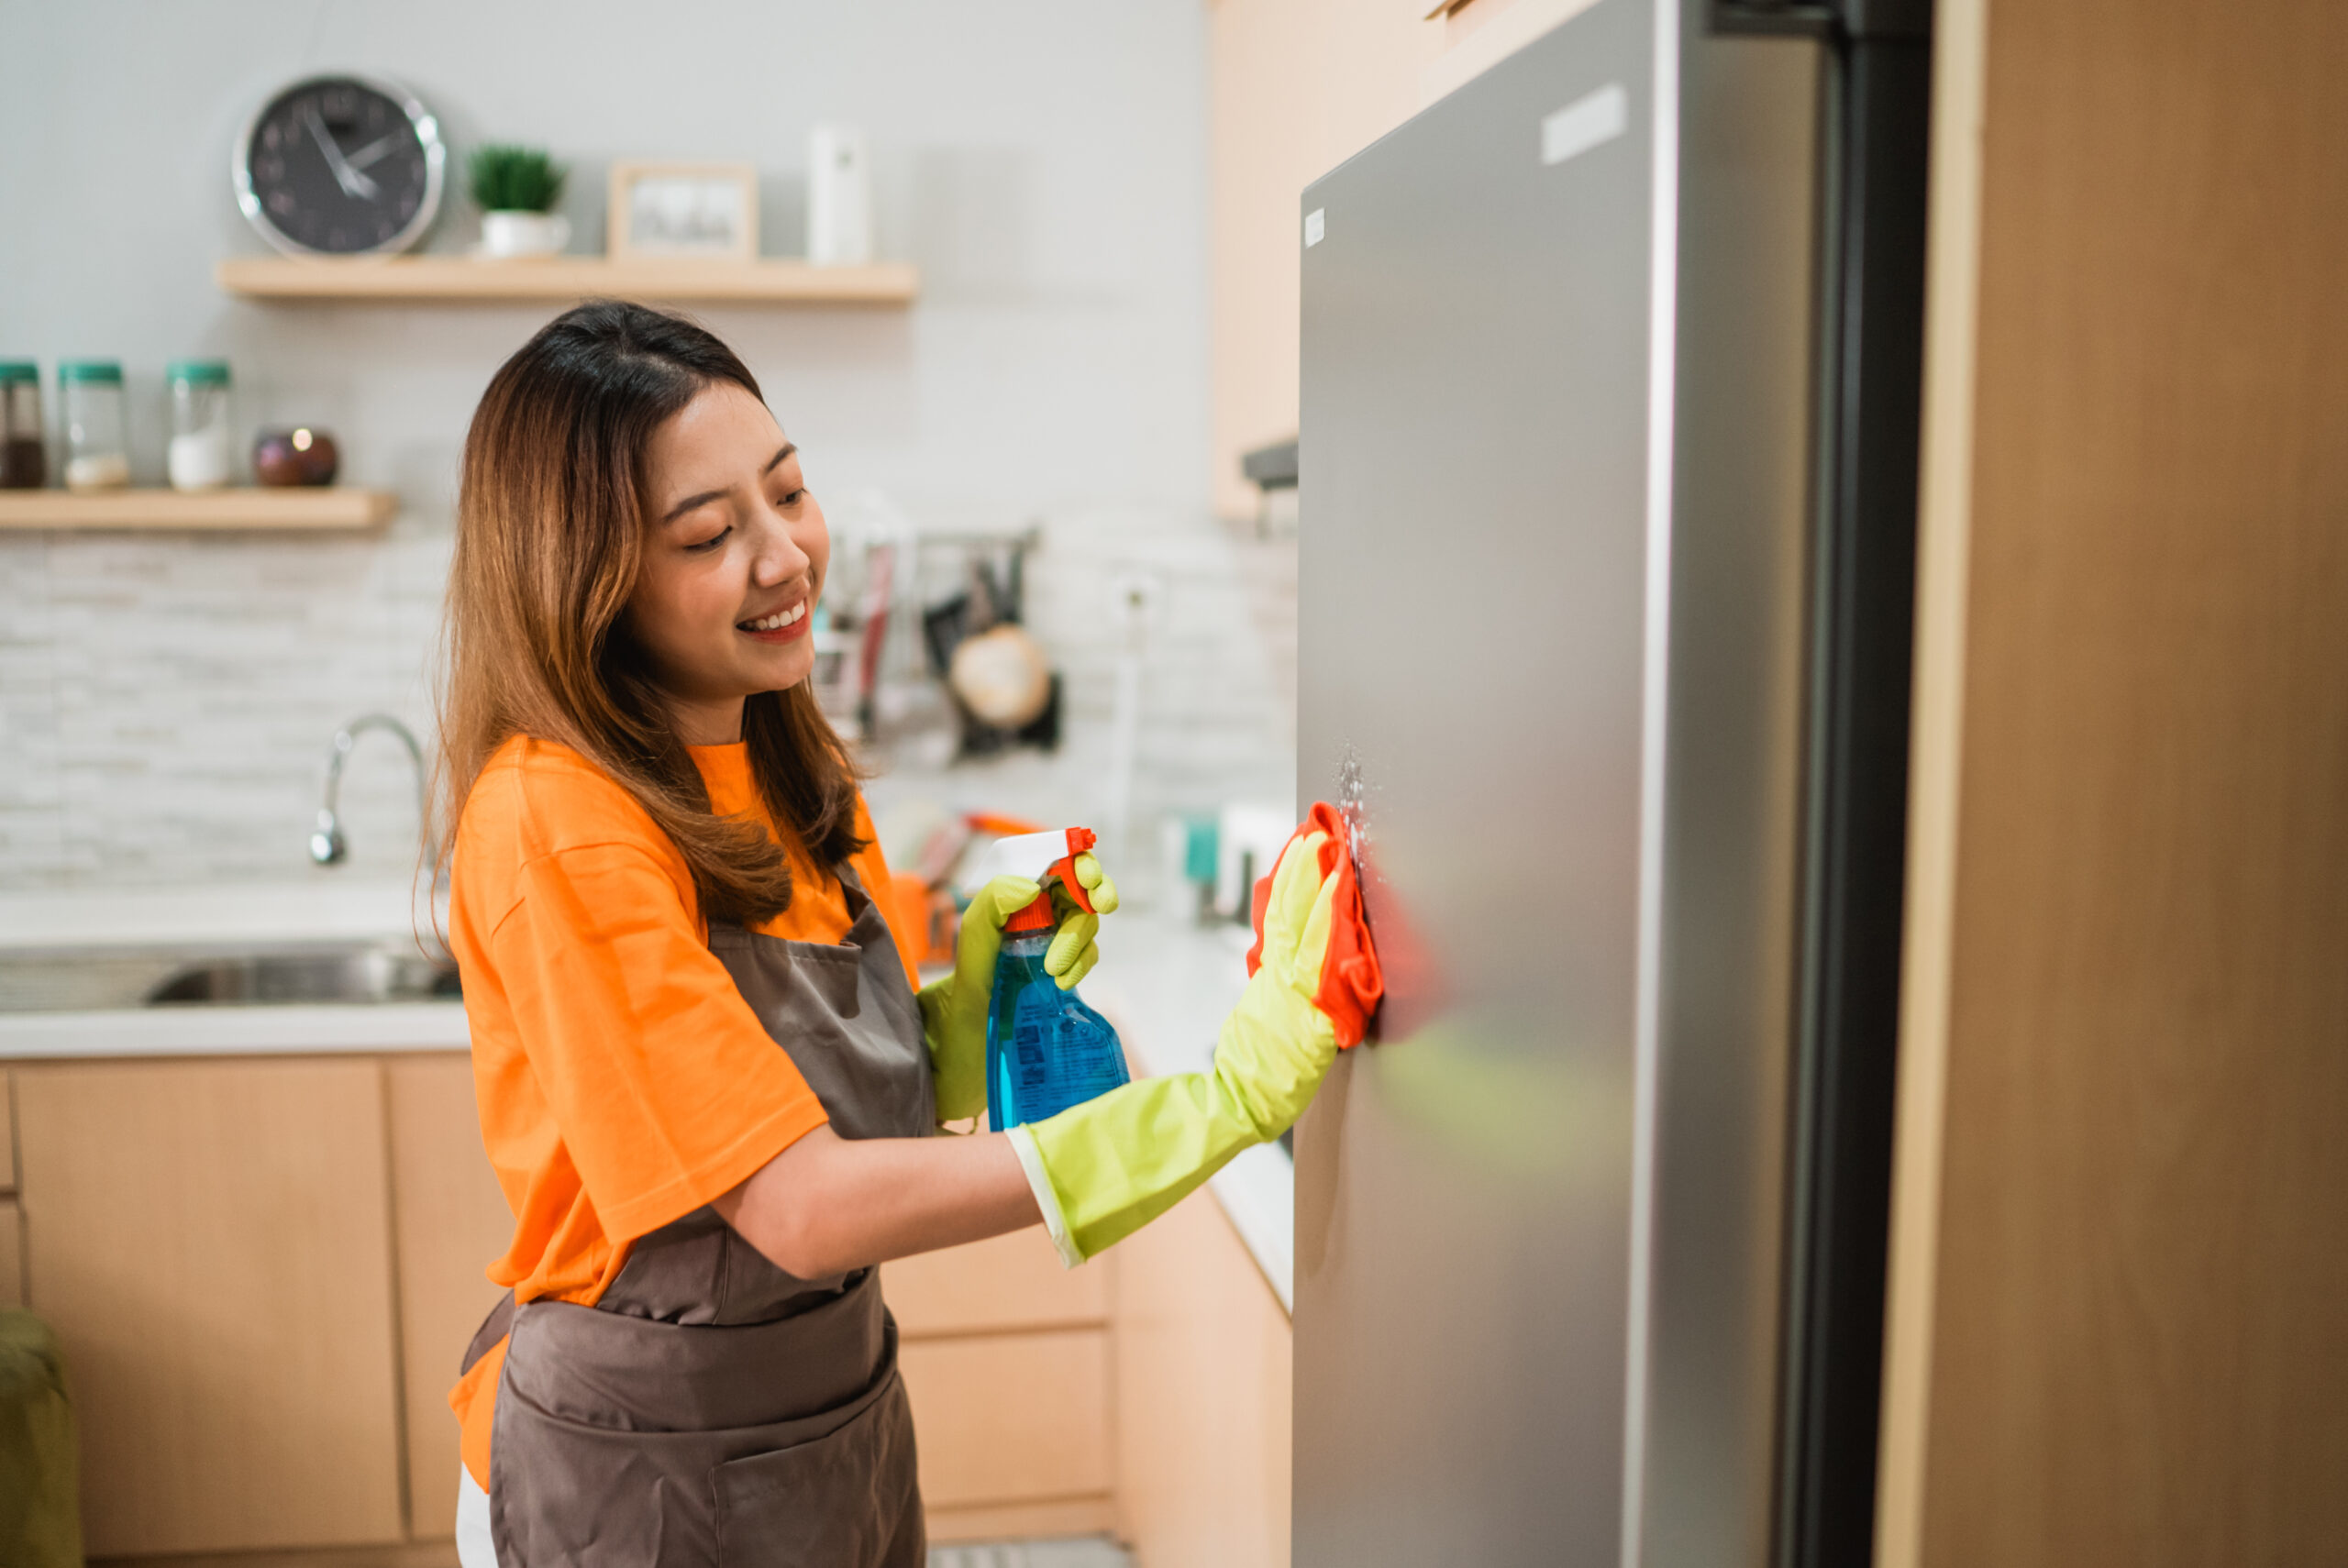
[1292,1,1820,1562]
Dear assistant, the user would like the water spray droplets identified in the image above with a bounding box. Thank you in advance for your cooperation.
[1335,743,1374,877]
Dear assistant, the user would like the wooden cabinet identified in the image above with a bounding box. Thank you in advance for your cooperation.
[1877,2,2348,1564]
[1,1066,17,1188]
[0,1200,22,1310]
[6,1048,1295,1560]
[386,1056,517,1541]
[1114,1187,1292,1568]
[0,1069,18,1309]
[15,1060,406,1557]
[884,1231,1120,1542]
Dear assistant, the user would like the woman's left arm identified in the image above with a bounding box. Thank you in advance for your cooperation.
[711,1124,1038,1277]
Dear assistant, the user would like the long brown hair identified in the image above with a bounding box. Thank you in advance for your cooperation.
[437,300,864,925]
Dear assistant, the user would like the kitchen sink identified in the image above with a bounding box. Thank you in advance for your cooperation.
[148,950,460,1006]
[0,944,460,1012]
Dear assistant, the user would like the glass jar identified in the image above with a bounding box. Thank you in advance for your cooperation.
[59,360,128,492]
[0,362,42,489]
[166,359,234,492]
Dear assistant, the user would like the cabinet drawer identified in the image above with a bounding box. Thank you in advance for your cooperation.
[881,1230,1107,1337]
[899,1328,1112,1507]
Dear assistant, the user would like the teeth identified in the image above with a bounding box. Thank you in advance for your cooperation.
[741,602,807,632]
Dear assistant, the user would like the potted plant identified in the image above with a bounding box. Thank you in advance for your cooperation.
[467,144,569,259]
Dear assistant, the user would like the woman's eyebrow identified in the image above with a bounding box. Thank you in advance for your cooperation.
[661,488,728,525]
[659,445,798,525]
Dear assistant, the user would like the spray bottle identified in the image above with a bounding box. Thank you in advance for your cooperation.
[962,827,1131,1131]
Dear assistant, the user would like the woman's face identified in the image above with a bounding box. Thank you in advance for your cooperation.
[626,383,829,745]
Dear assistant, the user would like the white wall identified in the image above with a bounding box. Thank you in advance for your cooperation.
[0,1,1290,889]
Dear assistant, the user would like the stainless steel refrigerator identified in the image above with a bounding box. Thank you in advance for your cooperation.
[1291,2,1931,1564]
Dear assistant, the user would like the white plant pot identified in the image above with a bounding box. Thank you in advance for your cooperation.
[480,210,570,259]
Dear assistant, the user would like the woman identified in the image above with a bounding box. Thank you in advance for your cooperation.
[437,302,1378,1568]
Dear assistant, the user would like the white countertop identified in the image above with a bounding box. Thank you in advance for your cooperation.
[0,1002,471,1059]
[0,880,1294,1304]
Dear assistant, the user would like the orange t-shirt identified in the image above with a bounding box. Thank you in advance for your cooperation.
[444,734,912,1488]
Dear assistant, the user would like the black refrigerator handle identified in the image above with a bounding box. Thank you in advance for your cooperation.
[1702,1,1939,1565]
[1781,7,1934,1568]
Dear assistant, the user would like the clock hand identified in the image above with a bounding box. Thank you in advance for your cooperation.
[343,130,406,172]
[302,104,382,202]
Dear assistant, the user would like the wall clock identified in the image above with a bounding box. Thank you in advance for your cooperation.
[234,74,444,257]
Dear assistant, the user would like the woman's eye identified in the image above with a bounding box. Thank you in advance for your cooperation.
[778,487,806,507]
[686,526,732,554]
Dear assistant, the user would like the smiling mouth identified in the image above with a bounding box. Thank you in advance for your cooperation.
[737,602,809,634]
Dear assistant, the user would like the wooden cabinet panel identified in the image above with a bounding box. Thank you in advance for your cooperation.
[1878,1,2348,1564]
[0,1068,16,1191]
[899,1328,1113,1509]
[0,1198,21,1309]
[1115,1187,1291,1568]
[15,1060,405,1556]
[882,1228,1109,1337]
[387,1055,515,1540]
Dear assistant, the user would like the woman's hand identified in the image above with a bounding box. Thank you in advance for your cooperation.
[1004,809,1382,1264]
[1044,851,1119,983]
[916,854,1121,1123]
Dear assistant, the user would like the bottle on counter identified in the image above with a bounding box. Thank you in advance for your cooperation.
[0,362,43,489]
[166,359,234,491]
[59,360,129,492]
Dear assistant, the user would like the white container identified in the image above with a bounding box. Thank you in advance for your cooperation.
[806,124,874,266]
[166,359,234,491]
[480,210,570,259]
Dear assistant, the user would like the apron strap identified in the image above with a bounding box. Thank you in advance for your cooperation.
[460,1290,517,1376]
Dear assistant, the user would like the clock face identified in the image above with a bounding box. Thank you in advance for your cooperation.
[236,75,443,256]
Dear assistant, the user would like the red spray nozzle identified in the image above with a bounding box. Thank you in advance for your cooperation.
[980,826,1097,933]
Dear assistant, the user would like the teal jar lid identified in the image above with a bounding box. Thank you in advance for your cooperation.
[59,360,123,384]
[0,361,36,384]
[165,359,231,386]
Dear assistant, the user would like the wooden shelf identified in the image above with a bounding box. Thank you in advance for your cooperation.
[216,255,920,305]
[0,487,397,531]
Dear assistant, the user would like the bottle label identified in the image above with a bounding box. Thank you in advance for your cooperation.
[1003,977,1130,1125]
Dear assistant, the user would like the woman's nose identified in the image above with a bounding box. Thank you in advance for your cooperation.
[750,513,811,586]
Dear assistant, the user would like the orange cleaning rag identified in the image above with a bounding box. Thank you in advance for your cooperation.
[1245,801,1386,1046]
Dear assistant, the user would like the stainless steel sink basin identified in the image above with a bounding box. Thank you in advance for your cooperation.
[0,944,460,1012]
[147,950,460,1006]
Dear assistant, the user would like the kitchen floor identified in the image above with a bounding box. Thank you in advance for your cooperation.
[930,1538,1131,1568]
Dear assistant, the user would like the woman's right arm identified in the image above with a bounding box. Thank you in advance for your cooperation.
[717,808,1381,1278]
[711,1125,1040,1278]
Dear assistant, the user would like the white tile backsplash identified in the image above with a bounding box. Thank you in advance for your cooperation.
[0,502,1295,892]
[2,513,442,887]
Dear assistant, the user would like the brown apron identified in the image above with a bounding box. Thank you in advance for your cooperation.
[463,867,936,1567]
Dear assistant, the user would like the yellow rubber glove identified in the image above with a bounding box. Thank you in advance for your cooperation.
[918,854,1120,1123]
[1008,824,1345,1264]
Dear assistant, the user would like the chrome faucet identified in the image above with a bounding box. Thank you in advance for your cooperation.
[310,713,439,880]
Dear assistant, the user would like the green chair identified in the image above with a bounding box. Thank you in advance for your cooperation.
[0,1309,81,1568]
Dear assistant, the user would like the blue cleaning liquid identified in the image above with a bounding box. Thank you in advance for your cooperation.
[985,928,1131,1132]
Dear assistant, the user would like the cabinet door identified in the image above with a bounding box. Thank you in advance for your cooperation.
[16,1060,405,1556]
[387,1055,516,1539]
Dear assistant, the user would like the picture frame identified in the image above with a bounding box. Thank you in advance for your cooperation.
[606,160,759,261]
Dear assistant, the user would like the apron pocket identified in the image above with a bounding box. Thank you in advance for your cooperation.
[711,1371,923,1568]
